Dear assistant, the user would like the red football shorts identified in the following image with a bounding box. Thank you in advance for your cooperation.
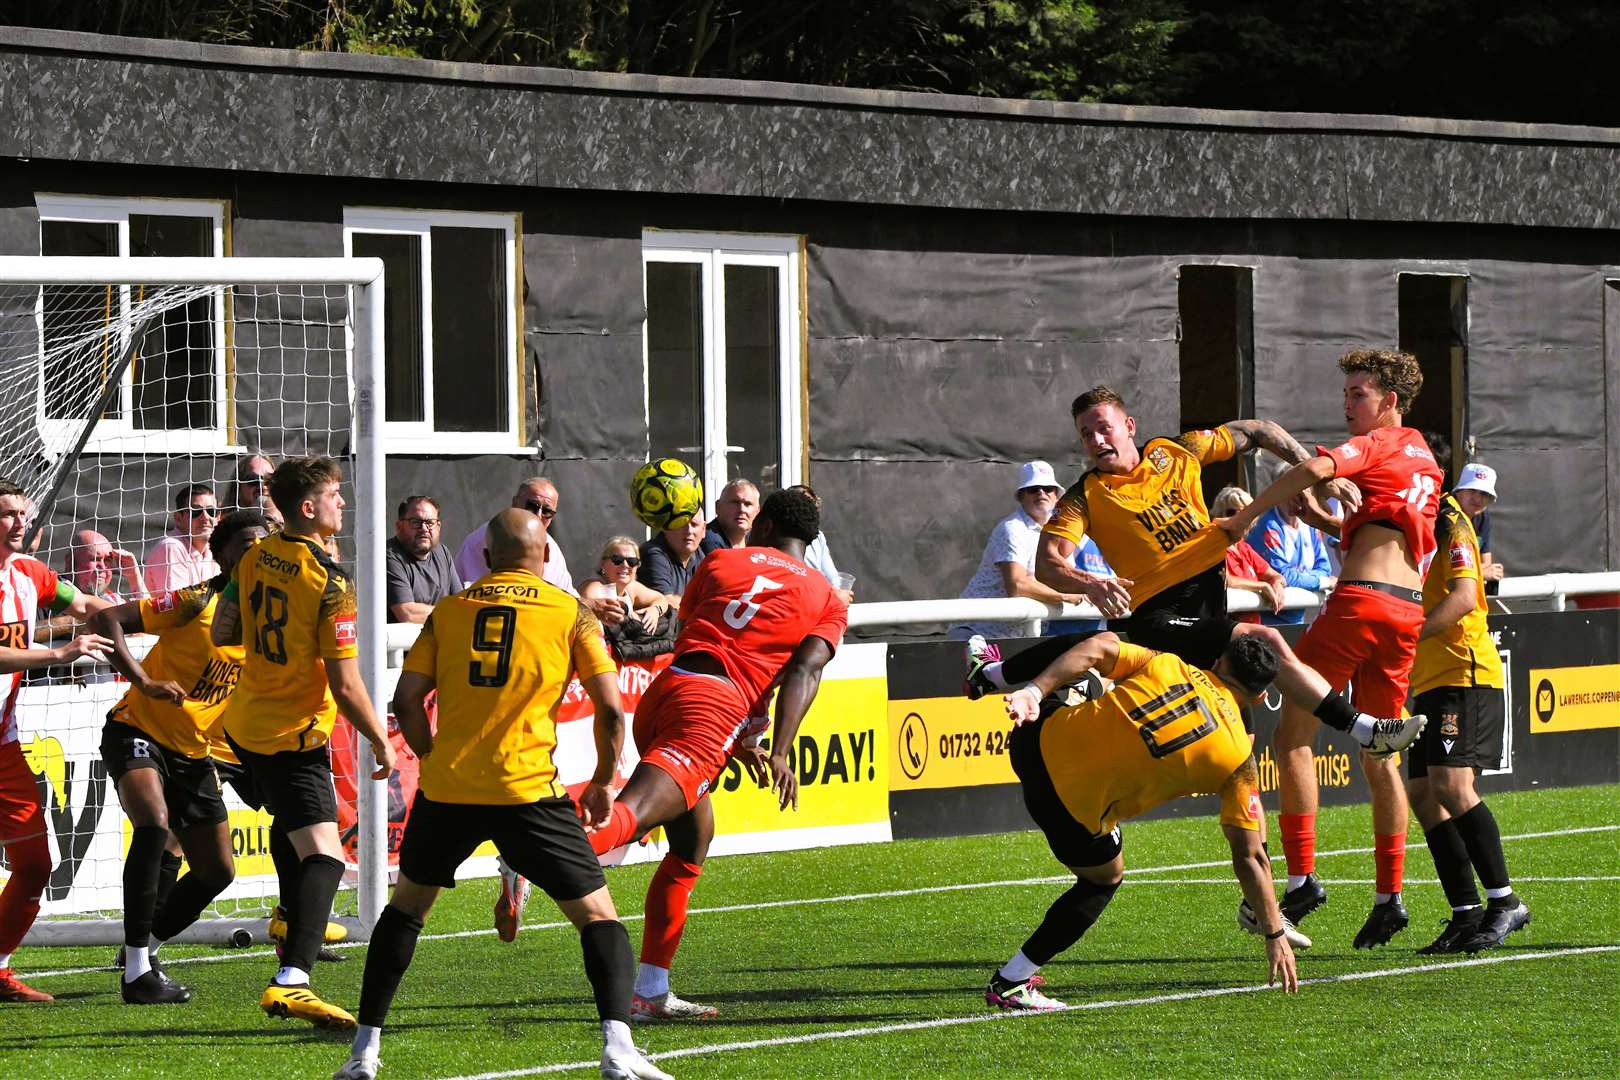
[1293,584,1424,718]
[0,739,46,843]
[633,670,751,810]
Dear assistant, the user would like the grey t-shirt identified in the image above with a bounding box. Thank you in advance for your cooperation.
[385,536,461,620]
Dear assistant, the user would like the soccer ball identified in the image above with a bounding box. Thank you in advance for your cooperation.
[630,458,704,530]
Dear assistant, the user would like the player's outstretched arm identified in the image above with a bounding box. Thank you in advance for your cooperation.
[1220,457,1337,543]
[392,670,435,759]
[767,635,837,811]
[1220,760,1298,993]
[1004,631,1124,725]
[88,601,184,704]
[578,670,626,828]
[1222,419,1311,466]
[330,655,398,780]
[1035,533,1133,618]
[0,632,115,675]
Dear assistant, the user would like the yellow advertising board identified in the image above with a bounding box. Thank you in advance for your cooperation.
[1529,664,1620,733]
[888,696,1017,791]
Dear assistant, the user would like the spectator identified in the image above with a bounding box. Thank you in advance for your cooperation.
[1241,488,1336,626]
[36,529,145,644]
[580,536,677,659]
[639,513,709,599]
[950,461,1087,641]
[385,495,459,623]
[786,484,853,603]
[456,477,573,593]
[144,484,220,594]
[704,479,760,551]
[1456,463,1505,591]
[1212,486,1288,625]
[225,454,275,514]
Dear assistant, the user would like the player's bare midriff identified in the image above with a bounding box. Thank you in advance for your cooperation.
[670,649,731,684]
[1339,519,1423,591]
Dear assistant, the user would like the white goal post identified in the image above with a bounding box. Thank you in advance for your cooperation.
[0,255,388,946]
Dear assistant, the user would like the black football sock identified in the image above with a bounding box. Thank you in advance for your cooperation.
[1018,878,1120,967]
[284,853,345,974]
[123,825,169,950]
[269,823,299,921]
[998,633,1105,686]
[1454,802,1514,901]
[358,905,423,1028]
[152,869,234,944]
[1422,818,1481,910]
[580,919,636,1025]
[1313,691,1358,733]
[153,850,184,919]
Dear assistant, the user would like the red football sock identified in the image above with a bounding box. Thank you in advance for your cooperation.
[1279,813,1317,878]
[587,802,639,856]
[1374,833,1406,896]
[0,831,51,955]
[639,855,703,970]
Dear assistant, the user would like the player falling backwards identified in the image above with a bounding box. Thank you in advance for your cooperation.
[581,487,846,1021]
[1403,442,1529,954]
[985,631,1298,1010]
[965,385,1426,941]
[334,509,669,1080]
[1222,349,1443,947]
[0,480,114,1003]
[212,458,396,1029]
[91,509,271,1004]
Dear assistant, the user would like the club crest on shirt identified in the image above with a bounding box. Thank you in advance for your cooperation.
[1147,446,1172,473]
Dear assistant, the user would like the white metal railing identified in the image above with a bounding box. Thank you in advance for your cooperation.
[376,570,1620,660]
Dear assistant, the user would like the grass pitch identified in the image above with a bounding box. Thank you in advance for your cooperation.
[6,784,1617,1079]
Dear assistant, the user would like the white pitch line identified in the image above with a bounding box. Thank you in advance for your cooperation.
[1110,876,1620,885]
[441,944,1620,1080]
[22,822,1618,981]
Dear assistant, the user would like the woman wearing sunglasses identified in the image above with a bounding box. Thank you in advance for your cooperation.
[581,536,677,660]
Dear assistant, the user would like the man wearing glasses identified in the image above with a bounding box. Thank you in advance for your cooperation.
[386,496,460,624]
[144,484,222,594]
[455,478,574,595]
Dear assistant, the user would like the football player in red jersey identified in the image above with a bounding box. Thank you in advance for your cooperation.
[1223,348,1442,948]
[584,487,846,1021]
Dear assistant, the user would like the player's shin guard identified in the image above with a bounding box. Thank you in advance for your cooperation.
[580,918,635,1025]
[357,905,423,1028]
[122,825,169,949]
[1019,878,1120,966]
[1454,802,1513,897]
[1374,833,1406,897]
[588,802,640,856]
[152,869,234,944]
[0,831,50,956]
[284,854,345,973]
[1279,813,1317,880]
[1422,818,1481,909]
[641,855,703,971]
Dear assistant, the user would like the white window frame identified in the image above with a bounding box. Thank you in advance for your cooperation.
[342,207,527,455]
[641,230,804,508]
[35,194,234,454]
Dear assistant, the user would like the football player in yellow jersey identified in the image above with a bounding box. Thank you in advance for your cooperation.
[211,457,395,1030]
[92,509,270,1004]
[1407,464,1527,954]
[983,631,1298,1010]
[333,510,670,1080]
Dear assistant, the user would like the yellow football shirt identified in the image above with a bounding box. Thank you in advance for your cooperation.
[402,569,617,805]
[1039,643,1259,836]
[106,583,243,761]
[221,532,357,755]
[1410,493,1505,696]
[1043,429,1235,607]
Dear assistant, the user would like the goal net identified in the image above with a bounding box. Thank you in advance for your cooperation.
[0,256,388,947]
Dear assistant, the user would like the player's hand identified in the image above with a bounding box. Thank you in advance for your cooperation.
[370,737,397,780]
[1004,686,1041,726]
[577,781,615,829]
[735,744,771,788]
[1214,513,1249,543]
[1324,478,1362,515]
[138,677,187,705]
[1266,935,1299,993]
[1078,574,1133,620]
[56,632,113,663]
[768,752,798,811]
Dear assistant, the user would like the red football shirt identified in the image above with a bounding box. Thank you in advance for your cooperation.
[1317,426,1444,572]
[674,547,847,707]
[1,554,62,744]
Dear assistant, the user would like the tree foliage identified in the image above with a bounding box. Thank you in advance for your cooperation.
[5,1,1613,124]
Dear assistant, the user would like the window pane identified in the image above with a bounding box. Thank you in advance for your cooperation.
[40,221,119,420]
[645,262,704,466]
[430,226,507,432]
[129,214,215,429]
[351,232,425,423]
[723,264,782,491]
